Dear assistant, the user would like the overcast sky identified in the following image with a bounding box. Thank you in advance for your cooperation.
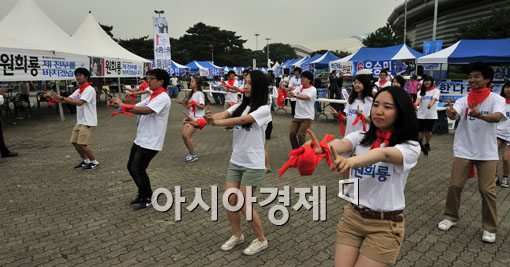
[1,0,404,50]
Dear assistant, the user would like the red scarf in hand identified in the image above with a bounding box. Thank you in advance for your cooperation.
[78,82,91,95]
[188,100,198,117]
[337,112,346,136]
[466,164,477,180]
[111,104,134,117]
[223,79,236,92]
[149,88,166,102]
[371,130,392,149]
[352,113,367,132]
[506,97,510,104]
[127,92,135,104]
[278,134,336,177]
[277,87,288,108]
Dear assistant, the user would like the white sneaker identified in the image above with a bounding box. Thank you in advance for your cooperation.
[482,230,496,243]
[220,235,244,251]
[242,238,268,255]
[438,219,457,231]
[501,177,509,188]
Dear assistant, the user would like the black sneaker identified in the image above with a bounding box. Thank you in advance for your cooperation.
[425,143,431,152]
[419,142,428,156]
[82,161,100,171]
[132,198,152,210]
[74,161,87,170]
[130,197,142,205]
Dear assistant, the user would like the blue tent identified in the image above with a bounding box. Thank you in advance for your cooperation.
[310,51,340,68]
[349,44,422,62]
[418,38,510,64]
[298,53,324,71]
[281,57,303,68]
[186,60,223,77]
[151,59,189,76]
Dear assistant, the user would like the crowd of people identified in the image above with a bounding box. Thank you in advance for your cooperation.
[1,61,509,266]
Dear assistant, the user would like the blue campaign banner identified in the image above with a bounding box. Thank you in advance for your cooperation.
[436,81,504,102]
[423,40,443,55]
[355,60,394,76]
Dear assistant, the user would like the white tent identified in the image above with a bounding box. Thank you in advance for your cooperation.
[72,12,149,63]
[0,0,85,55]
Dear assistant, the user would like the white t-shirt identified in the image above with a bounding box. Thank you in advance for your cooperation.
[373,79,391,94]
[170,77,178,87]
[224,80,239,103]
[227,104,272,169]
[294,86,317,120]
[453,93,506,160]
[497,103,510,142]
[343,97,373,135]
[288,76,301,102]
[345,131,420,211]
[134,92,171,151]
[0,95,4,105]
[70,85,97,126]
[416,88,440,119]
[188,91,205,119]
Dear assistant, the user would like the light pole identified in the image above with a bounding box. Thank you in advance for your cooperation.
[154,10,164,17]
[404,0,408,44]
[265,37,271,67]
[254,33,260,50]
[432,0,438,41]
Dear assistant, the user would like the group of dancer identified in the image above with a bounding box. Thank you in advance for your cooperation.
[38,61,509,265]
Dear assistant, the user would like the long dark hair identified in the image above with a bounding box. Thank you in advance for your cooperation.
[184,76,203,102]
[349,74,373,104]
[231,70,269,128]
[500,81,510,98]
[360,87,419,148]
[419,76,435,96]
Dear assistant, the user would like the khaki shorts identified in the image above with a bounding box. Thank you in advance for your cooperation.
[336,204,405,265]
[226,163,265,187]
[70,124,95,145]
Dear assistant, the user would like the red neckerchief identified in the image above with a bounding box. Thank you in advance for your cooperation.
[425,85,436,92]
[298,84,312,95]
[466,87,491,119]
[371,130,392,149]
[378,80,388,89]
[337,112,346,136]
[78,82,91,95]
[505,96,510,104]
[278,134,335,178]
[149,88,166,102]
[352,113,367,132]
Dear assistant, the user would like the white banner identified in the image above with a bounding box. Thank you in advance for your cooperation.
[329,61,354,76]
[153,17,171,70]
[91,57,145,78]
[0,49,89,81]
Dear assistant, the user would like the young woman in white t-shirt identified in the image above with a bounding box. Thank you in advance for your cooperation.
[190,70,271,256]
[373,70,391,95]
[177,76,206,163]
[331,74,373,136]
[414,76,440,155]
[496,82,510,188]
[314,86,422,266]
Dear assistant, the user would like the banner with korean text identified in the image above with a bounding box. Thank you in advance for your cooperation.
[90,57,145,78]
[153,16,171,70]
[0,49,89,81]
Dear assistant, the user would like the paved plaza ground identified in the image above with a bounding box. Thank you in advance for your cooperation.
[1,98,509,266]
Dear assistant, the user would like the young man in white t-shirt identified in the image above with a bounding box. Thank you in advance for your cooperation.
[47,68,99,170]
[438,62,506,243]
[111,69,171,210]
[288,71,317,149]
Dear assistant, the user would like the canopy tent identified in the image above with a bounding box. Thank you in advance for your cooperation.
[295,54,322,66]
[281,57,302,68]
[291,56,310,68]
[310,51,340,67]
[329,44,422,76]
[185,61,223,77]
[417,38,510,64]
[298,53,325,71]
[155,59,189,77]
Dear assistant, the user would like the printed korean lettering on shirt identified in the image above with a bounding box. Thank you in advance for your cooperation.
[351,162,392,182]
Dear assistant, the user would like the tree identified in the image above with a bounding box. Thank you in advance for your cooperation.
[363,23,403,47]
[99,23,115,40]
[310,50,351,58]
[117,36,153,59]
[261,43,297,66]
[456,8,510,40]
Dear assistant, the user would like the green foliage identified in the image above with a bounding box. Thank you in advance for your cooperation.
[456,8,510,40]
[363,23,403,47]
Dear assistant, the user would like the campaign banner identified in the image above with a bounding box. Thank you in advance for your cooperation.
[0,49,89,81]
[423,40,443,55]
[90,57,144,78]
[329,61,354,76]
[355,60,393,76]
[153,17,171,70]
[436,81,504,102]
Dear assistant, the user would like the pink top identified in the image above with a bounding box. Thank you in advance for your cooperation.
[405,80,420,94]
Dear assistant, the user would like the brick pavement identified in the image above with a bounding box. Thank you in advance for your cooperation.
[0,100,509,266]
